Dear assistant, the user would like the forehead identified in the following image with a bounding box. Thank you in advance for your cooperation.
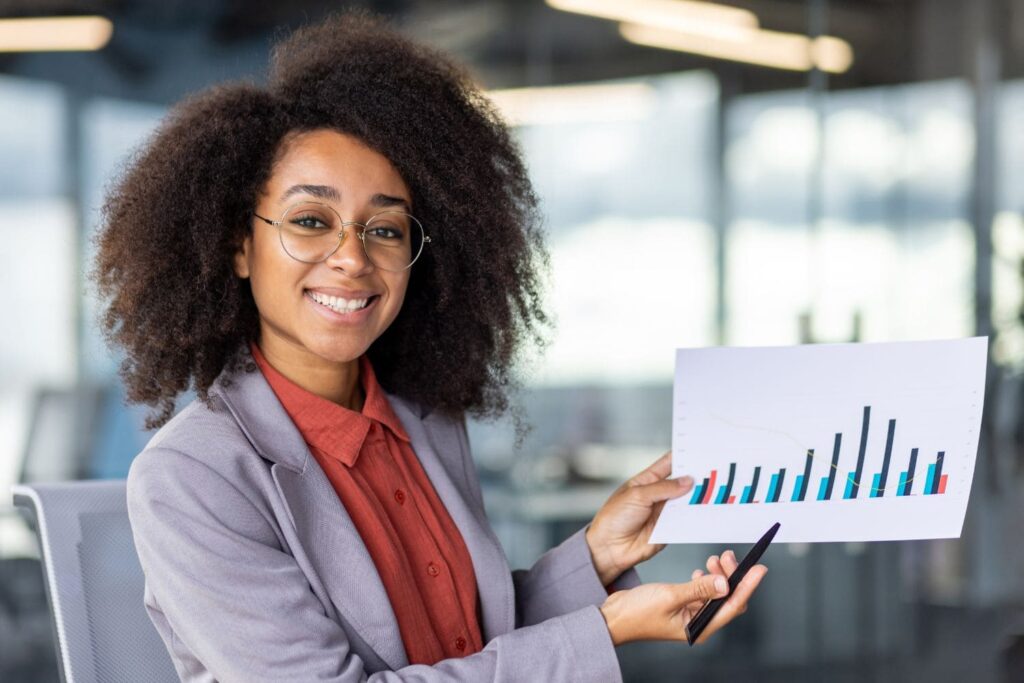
[268,129,410,198]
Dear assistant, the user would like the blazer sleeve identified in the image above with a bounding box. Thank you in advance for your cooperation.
[511,526,642,628]
[127,447,625,683]
[450,417,642,627]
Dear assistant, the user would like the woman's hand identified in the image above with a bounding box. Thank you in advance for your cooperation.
[586,452,693,585]
[599,549,768,646]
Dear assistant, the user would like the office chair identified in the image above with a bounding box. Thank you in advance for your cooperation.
[11,480,179,683]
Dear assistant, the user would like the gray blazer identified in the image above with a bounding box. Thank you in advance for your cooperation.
[126,346,642,682]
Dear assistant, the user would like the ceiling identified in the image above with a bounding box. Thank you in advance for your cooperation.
[0,0,1019,105]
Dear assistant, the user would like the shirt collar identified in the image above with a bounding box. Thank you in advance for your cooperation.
[248,341,410,467]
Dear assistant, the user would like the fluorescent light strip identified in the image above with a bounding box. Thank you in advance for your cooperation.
[0,16,113,53]
[620,22,854,73]
[547,0,758,42]
[486,82,657,126]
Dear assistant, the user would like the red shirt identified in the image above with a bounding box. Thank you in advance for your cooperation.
[249,342,484,664]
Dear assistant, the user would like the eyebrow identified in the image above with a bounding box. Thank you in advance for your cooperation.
[279,184,412,212]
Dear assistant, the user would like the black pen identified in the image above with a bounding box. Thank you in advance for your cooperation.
[685,521,780,646]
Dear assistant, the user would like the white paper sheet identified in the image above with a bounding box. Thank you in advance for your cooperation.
[650,337,987,544]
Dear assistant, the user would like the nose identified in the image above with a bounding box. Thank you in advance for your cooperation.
[324,223,374,276]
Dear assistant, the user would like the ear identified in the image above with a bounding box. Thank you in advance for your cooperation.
[233,234,252,279]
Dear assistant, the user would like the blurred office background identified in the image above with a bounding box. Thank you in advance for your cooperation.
[2,0,1024,680]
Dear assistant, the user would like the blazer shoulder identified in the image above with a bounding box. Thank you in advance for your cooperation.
[128,391,273,504]
[126,397,281,547]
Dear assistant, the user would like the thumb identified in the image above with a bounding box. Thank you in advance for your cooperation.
[635,476,694,504]
[675,573,728,605]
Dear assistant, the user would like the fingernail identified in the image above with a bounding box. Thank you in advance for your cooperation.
[680,476,694,487]
[714,576,728,594]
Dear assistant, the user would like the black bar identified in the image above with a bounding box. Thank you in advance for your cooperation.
[771,468,787,503]
[931,451,945,494]
[903,447,919,496]
[798,449,813,501]
[721,462,736,502]
[696,477,709,502]
[748,466,761,502]
[824,433,842,500]
[851,406,871,499]
[876,418,896,497]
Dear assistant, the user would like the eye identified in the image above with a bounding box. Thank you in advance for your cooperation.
[366,225,405,240]
[290,214,331,230]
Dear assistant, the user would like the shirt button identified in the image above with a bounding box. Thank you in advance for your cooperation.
[394,489,406,505]
[427,562,439,577]
[455,636,467,652]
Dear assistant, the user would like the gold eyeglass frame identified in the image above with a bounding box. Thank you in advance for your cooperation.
[252,201,431,272]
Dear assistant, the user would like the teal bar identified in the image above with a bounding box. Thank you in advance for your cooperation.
[924,463,936,496]
[844,472,856,499]
[817,476,829,500]
[741,485,752,503]
[897,472,908,496]
[690,485,704,504]
[715,485,728,504]
[871,473,882,498]
[791,475,804,502]
[767,474,780,503]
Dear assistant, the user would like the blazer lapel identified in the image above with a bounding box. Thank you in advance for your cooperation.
[387,396,515,642]
[211,353,408,670]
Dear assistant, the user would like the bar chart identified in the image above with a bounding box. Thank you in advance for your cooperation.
[687,404,950,506]
[650,337,987,544]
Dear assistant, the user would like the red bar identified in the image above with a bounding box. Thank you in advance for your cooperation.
[727,495,736,504]
[701,470,718,505]
[938,474,948,494]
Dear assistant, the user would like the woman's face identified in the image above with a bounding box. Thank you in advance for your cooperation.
[234,129,413,369]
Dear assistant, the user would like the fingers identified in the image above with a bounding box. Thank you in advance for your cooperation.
[629,451,672,486]
[705,564,768,629]
[705,550,738,578]
[674,573,729,605]
[721,549,738,574]
[624,476,695,507]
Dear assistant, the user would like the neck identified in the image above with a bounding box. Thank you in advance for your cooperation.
[253,337,364,410]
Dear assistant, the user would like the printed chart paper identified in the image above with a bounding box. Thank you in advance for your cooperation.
[650,338,987,544]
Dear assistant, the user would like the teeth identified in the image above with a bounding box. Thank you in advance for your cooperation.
[309,291,370,314]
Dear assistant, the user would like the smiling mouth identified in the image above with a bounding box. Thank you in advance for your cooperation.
[306,290,380,314]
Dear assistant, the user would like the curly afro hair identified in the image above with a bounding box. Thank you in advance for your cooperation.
[90,9,550,431]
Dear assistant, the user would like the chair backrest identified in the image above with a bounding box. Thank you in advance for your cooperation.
[11,480,179,683]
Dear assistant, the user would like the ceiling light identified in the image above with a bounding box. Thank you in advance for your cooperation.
[620,22,854,74]
[0,16,113,53]
[486,82,658,126]
[547,0,758,42]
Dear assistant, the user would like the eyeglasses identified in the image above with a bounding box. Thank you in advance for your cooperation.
[252,201,431,272]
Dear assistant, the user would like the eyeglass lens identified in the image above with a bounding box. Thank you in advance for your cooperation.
[277,202,425,271]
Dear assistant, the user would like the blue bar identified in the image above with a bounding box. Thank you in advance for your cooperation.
[870,473,882,498]
[689,485,705,504]
[924,463,936,496]
[897,472,908,496]
[850,406,871,499]
[823,433,842,500]
[767,474,780,503]
[791,475,805,502]
[741,485,752,504]
[843,472,856,499]
[931,451,945,494]
[904,448,919,496]
[817,476,829,500]
[875,419,896,496]
[747,466,762,503]
[714,485,728,504]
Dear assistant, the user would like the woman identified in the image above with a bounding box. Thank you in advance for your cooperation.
[91,10,766,682]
